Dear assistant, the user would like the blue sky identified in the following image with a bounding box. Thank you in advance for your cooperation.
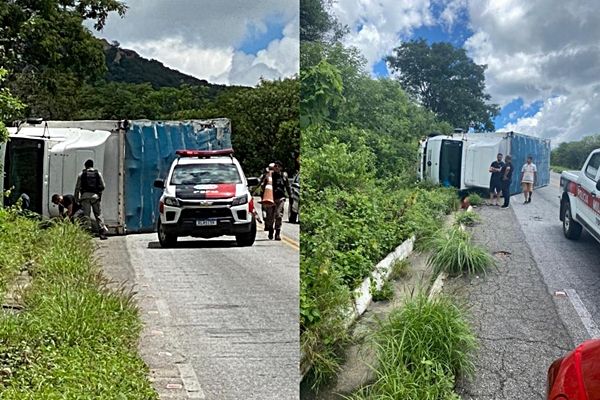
[333,0,600,144]
[239,18,286,55]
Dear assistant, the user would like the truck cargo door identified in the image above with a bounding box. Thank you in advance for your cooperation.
[3,138,45,213]
[439,140,463,189]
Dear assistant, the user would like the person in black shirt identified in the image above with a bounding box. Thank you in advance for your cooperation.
[51,193,83,220]
[488,153,505,206]
[500,155,513,209]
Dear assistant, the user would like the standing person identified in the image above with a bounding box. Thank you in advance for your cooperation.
[488,153,505,206]
[500,155,514,209]
[51,193,84,221]
[75,159,109,240]
[263,160,291,241]
[520,156,537,204]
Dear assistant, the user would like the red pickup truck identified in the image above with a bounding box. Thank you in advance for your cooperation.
[560,149,600,242]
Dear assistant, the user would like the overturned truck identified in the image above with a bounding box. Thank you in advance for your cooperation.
[1,119,233,234]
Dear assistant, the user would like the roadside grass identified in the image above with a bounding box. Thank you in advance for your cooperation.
[389,259,410,281]
[454,211,480,227]
[347,293,476,400]
[425,226,495,276]
[0,210,157,399]
[371,280,394,302]
[0,207,41,296]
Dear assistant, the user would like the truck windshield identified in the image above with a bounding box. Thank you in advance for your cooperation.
[439,140,462,188]
[4,138,45,213]
[171,163,241,185]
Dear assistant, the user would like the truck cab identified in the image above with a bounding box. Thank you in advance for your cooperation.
[560,149,600,242]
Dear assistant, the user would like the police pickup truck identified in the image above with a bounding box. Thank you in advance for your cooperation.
[153,149,259,247]
[560,148,600,242]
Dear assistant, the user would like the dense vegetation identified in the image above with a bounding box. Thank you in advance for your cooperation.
[551,134,600,170]
[0,208,157,398]
[300,0,471,386]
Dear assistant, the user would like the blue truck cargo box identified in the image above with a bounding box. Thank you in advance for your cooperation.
[507,132,551,195]
[124,119,232,233]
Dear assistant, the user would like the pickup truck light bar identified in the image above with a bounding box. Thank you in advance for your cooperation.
[176,149,234,158]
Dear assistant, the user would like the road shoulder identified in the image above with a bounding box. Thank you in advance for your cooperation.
[444,205,574,399]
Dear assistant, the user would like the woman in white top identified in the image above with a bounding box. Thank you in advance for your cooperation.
[520,156,537,204]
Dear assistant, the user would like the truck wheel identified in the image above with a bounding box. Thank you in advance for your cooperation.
[236,221,256,247]
[157,220,178,247]
[563,201,583,240]
[288,211,298,224]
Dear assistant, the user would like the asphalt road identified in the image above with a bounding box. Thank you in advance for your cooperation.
[512,173,600,345]
[444,173,600,399]
[98,219,299,400]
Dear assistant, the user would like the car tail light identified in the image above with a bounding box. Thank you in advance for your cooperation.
[159,200,164,214]
[249,197,255,213]
[547,357,563,397]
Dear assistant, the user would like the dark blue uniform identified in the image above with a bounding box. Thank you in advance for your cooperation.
[501,161,513,207]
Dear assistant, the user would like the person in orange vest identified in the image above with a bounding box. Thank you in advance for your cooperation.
[262,160,291,240]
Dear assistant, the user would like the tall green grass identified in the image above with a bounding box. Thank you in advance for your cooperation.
[0,210,157,399]
[425,227,494,276]
[454,211,480,227]
[348,293,476,400]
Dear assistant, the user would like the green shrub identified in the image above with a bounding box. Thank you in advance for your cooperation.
[466,193,483,206]
[425,227,494,276]
[389,259,410,280]
[348,293,476,399]
[454,211,480,227]
[371,280,394,302]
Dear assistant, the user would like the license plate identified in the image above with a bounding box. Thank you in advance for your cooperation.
[196,220,217,226]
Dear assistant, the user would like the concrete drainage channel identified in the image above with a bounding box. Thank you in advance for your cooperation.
[300,208,472,394]
[300,235,453,382]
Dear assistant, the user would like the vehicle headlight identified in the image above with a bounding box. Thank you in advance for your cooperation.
[164,197,180,207]
[231,194,248,206]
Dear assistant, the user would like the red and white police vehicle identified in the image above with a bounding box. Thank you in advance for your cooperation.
[153,149,259,247]
[560,148,600,243]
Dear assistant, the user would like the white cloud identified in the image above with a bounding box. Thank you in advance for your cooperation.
[90,0,298,86]
[331,0,434,69]
[464,0,600,142]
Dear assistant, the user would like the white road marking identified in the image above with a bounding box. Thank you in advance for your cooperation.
[177,363,206,399]
[565,288,600,338]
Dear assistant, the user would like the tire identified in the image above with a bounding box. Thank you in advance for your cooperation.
[288,211,298,224]
[236,220,257,247]
[562,201,583,240]
[157,219,178,247]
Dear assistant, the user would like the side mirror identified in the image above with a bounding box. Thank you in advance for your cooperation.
[596,180,600,191]
[153,179,165,189]
[247,177,260,187]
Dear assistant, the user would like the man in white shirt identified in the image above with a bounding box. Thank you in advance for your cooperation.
[520,156,537,204]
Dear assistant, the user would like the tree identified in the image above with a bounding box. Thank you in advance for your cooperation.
[551,135,600,169]
[0,69,25,143]
[0,0,127,119]
[386,39,499,132]
[300,0,345,43]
